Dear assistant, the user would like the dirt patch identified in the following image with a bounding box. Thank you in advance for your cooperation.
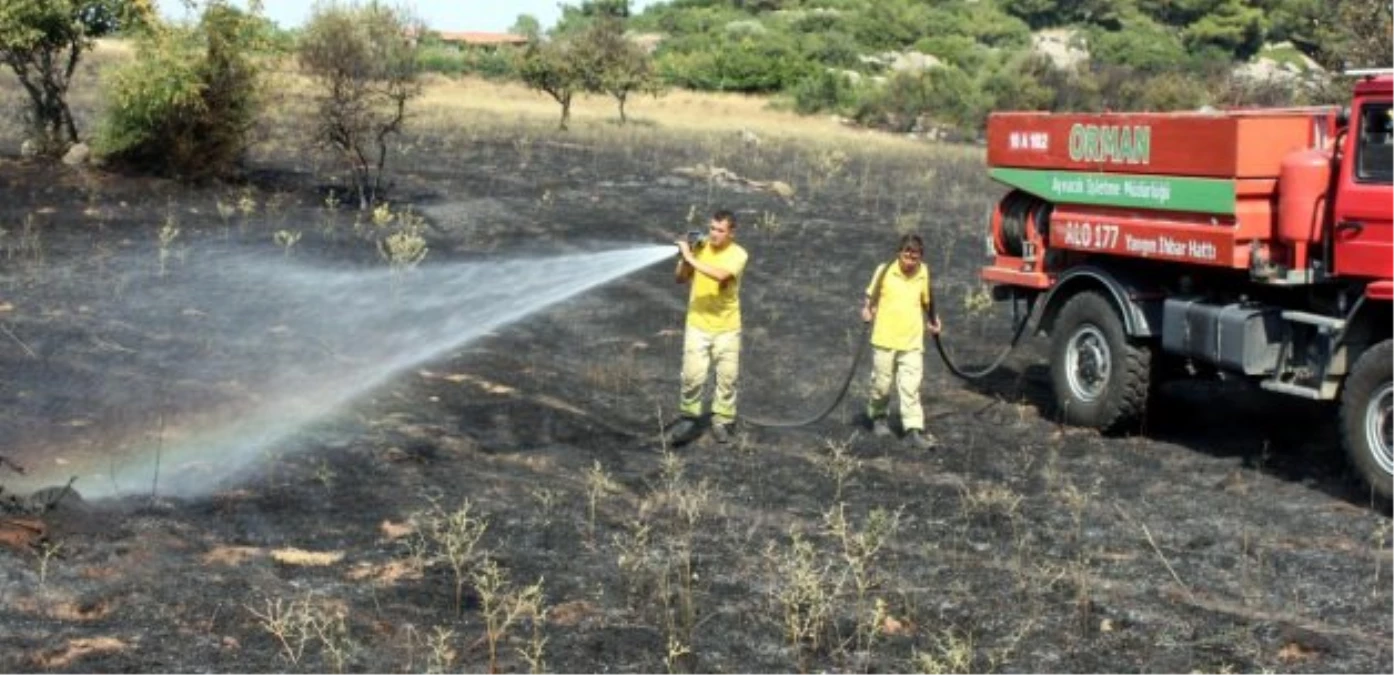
[202,545,265,566]
[270,548,345,567]
[345,560,421,586]
[32,636,128,669]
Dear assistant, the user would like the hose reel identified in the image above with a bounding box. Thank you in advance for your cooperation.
[996,190,1052,258]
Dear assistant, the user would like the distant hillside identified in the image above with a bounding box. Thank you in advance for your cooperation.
[551,0,1390,136]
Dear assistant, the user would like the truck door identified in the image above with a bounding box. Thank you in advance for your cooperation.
[1333,99,1393,279]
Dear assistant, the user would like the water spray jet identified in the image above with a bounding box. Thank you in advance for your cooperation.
[3,243,676,501]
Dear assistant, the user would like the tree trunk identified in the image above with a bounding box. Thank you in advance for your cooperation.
[559,95,572,131]
[617,92,628,124]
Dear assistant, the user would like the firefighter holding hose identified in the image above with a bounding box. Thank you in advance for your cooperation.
[861,233,942,450]
[665,209,749,446]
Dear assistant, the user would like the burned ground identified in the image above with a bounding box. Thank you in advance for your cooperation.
[0,119,1389,674]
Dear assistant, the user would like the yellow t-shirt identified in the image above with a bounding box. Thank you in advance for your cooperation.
[686,242,749,334]
[866,261,931,352]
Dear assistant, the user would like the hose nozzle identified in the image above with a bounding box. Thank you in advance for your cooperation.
[686,230,707,250]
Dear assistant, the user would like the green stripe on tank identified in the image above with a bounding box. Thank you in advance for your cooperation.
[990,167,1236,214]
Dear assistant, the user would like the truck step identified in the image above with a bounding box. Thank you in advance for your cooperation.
[1260,379,1340,401]
[1280,310,1345,332]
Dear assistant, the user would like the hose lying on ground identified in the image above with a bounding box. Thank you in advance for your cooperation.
[746,291,1038,428]
[741,322,874,429]
[932,292,1038,380]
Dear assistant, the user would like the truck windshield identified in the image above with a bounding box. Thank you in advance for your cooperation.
[1357,102,1392,183]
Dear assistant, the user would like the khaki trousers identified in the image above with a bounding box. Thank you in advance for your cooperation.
[866,346,925,431]
[680,326,740,423]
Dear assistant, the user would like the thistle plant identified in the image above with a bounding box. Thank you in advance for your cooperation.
[321,189,342,233]
[585,460,620,538]
[274,229,302,256]
[216,197,236,232]
[237,189,257,232]
[818,438,861,503]
[157,212,180,277]
[963,284,994,317]
[372,201,394,227]
[379,205,428,278]
[407,498,489,614]
[471,558,545,675]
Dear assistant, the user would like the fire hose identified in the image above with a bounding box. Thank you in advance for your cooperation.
[657,242,1040,433]
[742,322,875,429]
[932,290,1038,381]
[741,284,1039,430]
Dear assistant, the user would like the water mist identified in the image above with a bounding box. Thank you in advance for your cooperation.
[3,243,676,499]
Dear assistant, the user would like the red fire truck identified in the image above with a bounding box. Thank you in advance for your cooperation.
[979,70,1393,498]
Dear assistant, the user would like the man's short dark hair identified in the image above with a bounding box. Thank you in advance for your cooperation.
[898,233,924,253]
[713,209,737,228]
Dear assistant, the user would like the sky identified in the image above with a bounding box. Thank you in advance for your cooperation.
[158,0,664,33]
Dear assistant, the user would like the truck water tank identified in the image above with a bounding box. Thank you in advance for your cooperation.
[1277,148,1333,244]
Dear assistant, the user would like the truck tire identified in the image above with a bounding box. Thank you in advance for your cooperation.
[1049,291,1151,433]
[1341,339,1392,500]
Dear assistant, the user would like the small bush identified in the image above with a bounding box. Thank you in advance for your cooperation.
[417,44,466,76]
[852,66,985,134]
[788,69,857,115]
[417,45,517,80]
[466,48,518,80]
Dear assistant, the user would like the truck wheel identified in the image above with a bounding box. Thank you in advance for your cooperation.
[1341,339,1392,500]
[1049,291,1151,432]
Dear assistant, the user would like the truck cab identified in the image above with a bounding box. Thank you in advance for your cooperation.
[1333,74,1393,281]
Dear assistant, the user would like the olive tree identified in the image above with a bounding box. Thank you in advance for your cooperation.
[518,37,584,131]
[0,0,149,154]
[519,20,663,130]
[576,18,662,124]
[298,0,423,209]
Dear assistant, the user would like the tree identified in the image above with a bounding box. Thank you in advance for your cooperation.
[576,19,662,123]
[298,1,423,210]
[1179,0,1266,61]
[1330,0,1393,69]
[0,0,149,154]
[95,0,267,180]
[518,38,583,130]
[510,13,541,40]
[554,0,631,35]
[1000,0,1062,29]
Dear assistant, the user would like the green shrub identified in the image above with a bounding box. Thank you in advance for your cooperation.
[914,35,992,74]
[418,44,466,75]
[789,69,857,114]
[467,48,518,80]
[796,30,861,69]
[981,54,1059,112]
[1087,20,1189,74]
[94,0,265,180]
[658,33,810,92]
[852,66,984,133]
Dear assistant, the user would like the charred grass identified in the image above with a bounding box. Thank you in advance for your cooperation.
[0,78,1389,673]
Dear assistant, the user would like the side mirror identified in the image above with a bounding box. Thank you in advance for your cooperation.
[1337,106,1351,128]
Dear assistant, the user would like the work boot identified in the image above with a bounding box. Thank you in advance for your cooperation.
[905,429,938,451]
[871,417,892,438]
[710,420,734,445]
[663,417,700,446]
